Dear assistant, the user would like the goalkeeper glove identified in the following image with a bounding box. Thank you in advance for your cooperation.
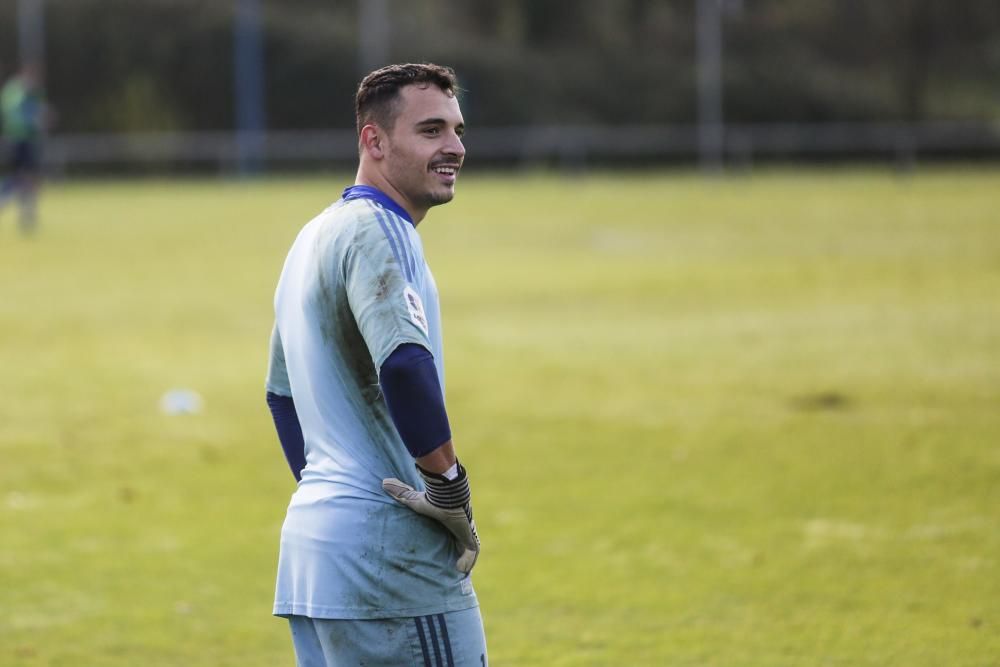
[382,461,480,574]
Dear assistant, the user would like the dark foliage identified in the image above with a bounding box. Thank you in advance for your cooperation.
[0,0,996,132]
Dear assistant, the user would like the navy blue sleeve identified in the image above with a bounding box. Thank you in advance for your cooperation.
[379,343,452,458]
[266,392,306,482]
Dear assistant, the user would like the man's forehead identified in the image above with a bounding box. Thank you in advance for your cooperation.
[397,84,463,123]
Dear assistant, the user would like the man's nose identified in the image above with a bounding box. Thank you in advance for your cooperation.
[444,132,465,159]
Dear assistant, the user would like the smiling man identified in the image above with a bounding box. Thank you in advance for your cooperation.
[265,64,486,666]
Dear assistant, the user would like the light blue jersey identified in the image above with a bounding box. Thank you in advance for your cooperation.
[267,186,477,619]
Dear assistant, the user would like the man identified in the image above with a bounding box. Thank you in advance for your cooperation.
[265,63,486,666]
[0,63,48,234]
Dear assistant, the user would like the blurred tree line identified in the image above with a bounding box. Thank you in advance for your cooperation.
[0,0,997,133]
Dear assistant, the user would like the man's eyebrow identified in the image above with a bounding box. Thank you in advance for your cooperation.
[414,118,464,129]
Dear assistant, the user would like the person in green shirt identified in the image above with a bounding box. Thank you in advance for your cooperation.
[0,63,49,235]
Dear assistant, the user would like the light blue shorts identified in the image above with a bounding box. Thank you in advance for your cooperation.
[288,606,487,667]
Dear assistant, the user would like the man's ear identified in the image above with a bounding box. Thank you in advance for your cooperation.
[360,125,385,159]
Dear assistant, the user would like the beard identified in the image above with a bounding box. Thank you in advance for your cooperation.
[425,187,455,207]
[384,149,458,210]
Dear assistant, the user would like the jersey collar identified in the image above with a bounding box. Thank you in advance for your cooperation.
[342,185,414,226]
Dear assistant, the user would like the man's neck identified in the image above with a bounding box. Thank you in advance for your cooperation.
[354,169,426,225]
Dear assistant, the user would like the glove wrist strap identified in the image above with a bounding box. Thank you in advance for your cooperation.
[416,461,471,509]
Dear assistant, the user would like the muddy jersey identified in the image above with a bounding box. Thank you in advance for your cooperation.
[267,186,477,619]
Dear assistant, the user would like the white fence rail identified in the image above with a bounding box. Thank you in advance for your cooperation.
[42,122,1000,172]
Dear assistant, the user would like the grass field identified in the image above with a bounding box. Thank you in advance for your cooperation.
[1,168,998,666]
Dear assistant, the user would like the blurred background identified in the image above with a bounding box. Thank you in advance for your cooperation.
[1,0,999,175]
[1,3,998,666]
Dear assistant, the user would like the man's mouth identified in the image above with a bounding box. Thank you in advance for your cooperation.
[430,164,460,178]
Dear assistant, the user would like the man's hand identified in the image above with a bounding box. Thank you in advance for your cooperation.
[382,461,480,573]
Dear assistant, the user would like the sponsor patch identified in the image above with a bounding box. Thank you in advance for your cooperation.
[403,286,429,335]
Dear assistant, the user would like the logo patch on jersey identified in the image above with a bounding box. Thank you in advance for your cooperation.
[403,286,429,336]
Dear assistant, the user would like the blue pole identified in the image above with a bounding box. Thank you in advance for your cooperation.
[234,0,266,175]
[17,0,46,68]
[696,0,724,173]
[359,0,390,76]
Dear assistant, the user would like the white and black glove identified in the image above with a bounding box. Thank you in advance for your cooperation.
[382,461,481,574]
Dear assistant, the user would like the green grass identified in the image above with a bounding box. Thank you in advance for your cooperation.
[1,168,998,666]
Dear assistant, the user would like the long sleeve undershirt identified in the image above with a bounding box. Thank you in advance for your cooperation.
[266,343,451,481]
[378,343,452,458]
[266,391,306,481]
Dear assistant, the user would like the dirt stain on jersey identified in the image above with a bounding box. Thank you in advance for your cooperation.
[374,271,391,300]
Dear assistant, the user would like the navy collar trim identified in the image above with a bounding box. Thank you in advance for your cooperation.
[342,185,413,226]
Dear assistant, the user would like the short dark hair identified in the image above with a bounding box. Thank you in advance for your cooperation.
[355,63,458,136]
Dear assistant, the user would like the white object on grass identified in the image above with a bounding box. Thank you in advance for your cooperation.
[159,389,204,415]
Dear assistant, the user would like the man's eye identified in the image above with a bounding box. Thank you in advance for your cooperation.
[424,128,440,135]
